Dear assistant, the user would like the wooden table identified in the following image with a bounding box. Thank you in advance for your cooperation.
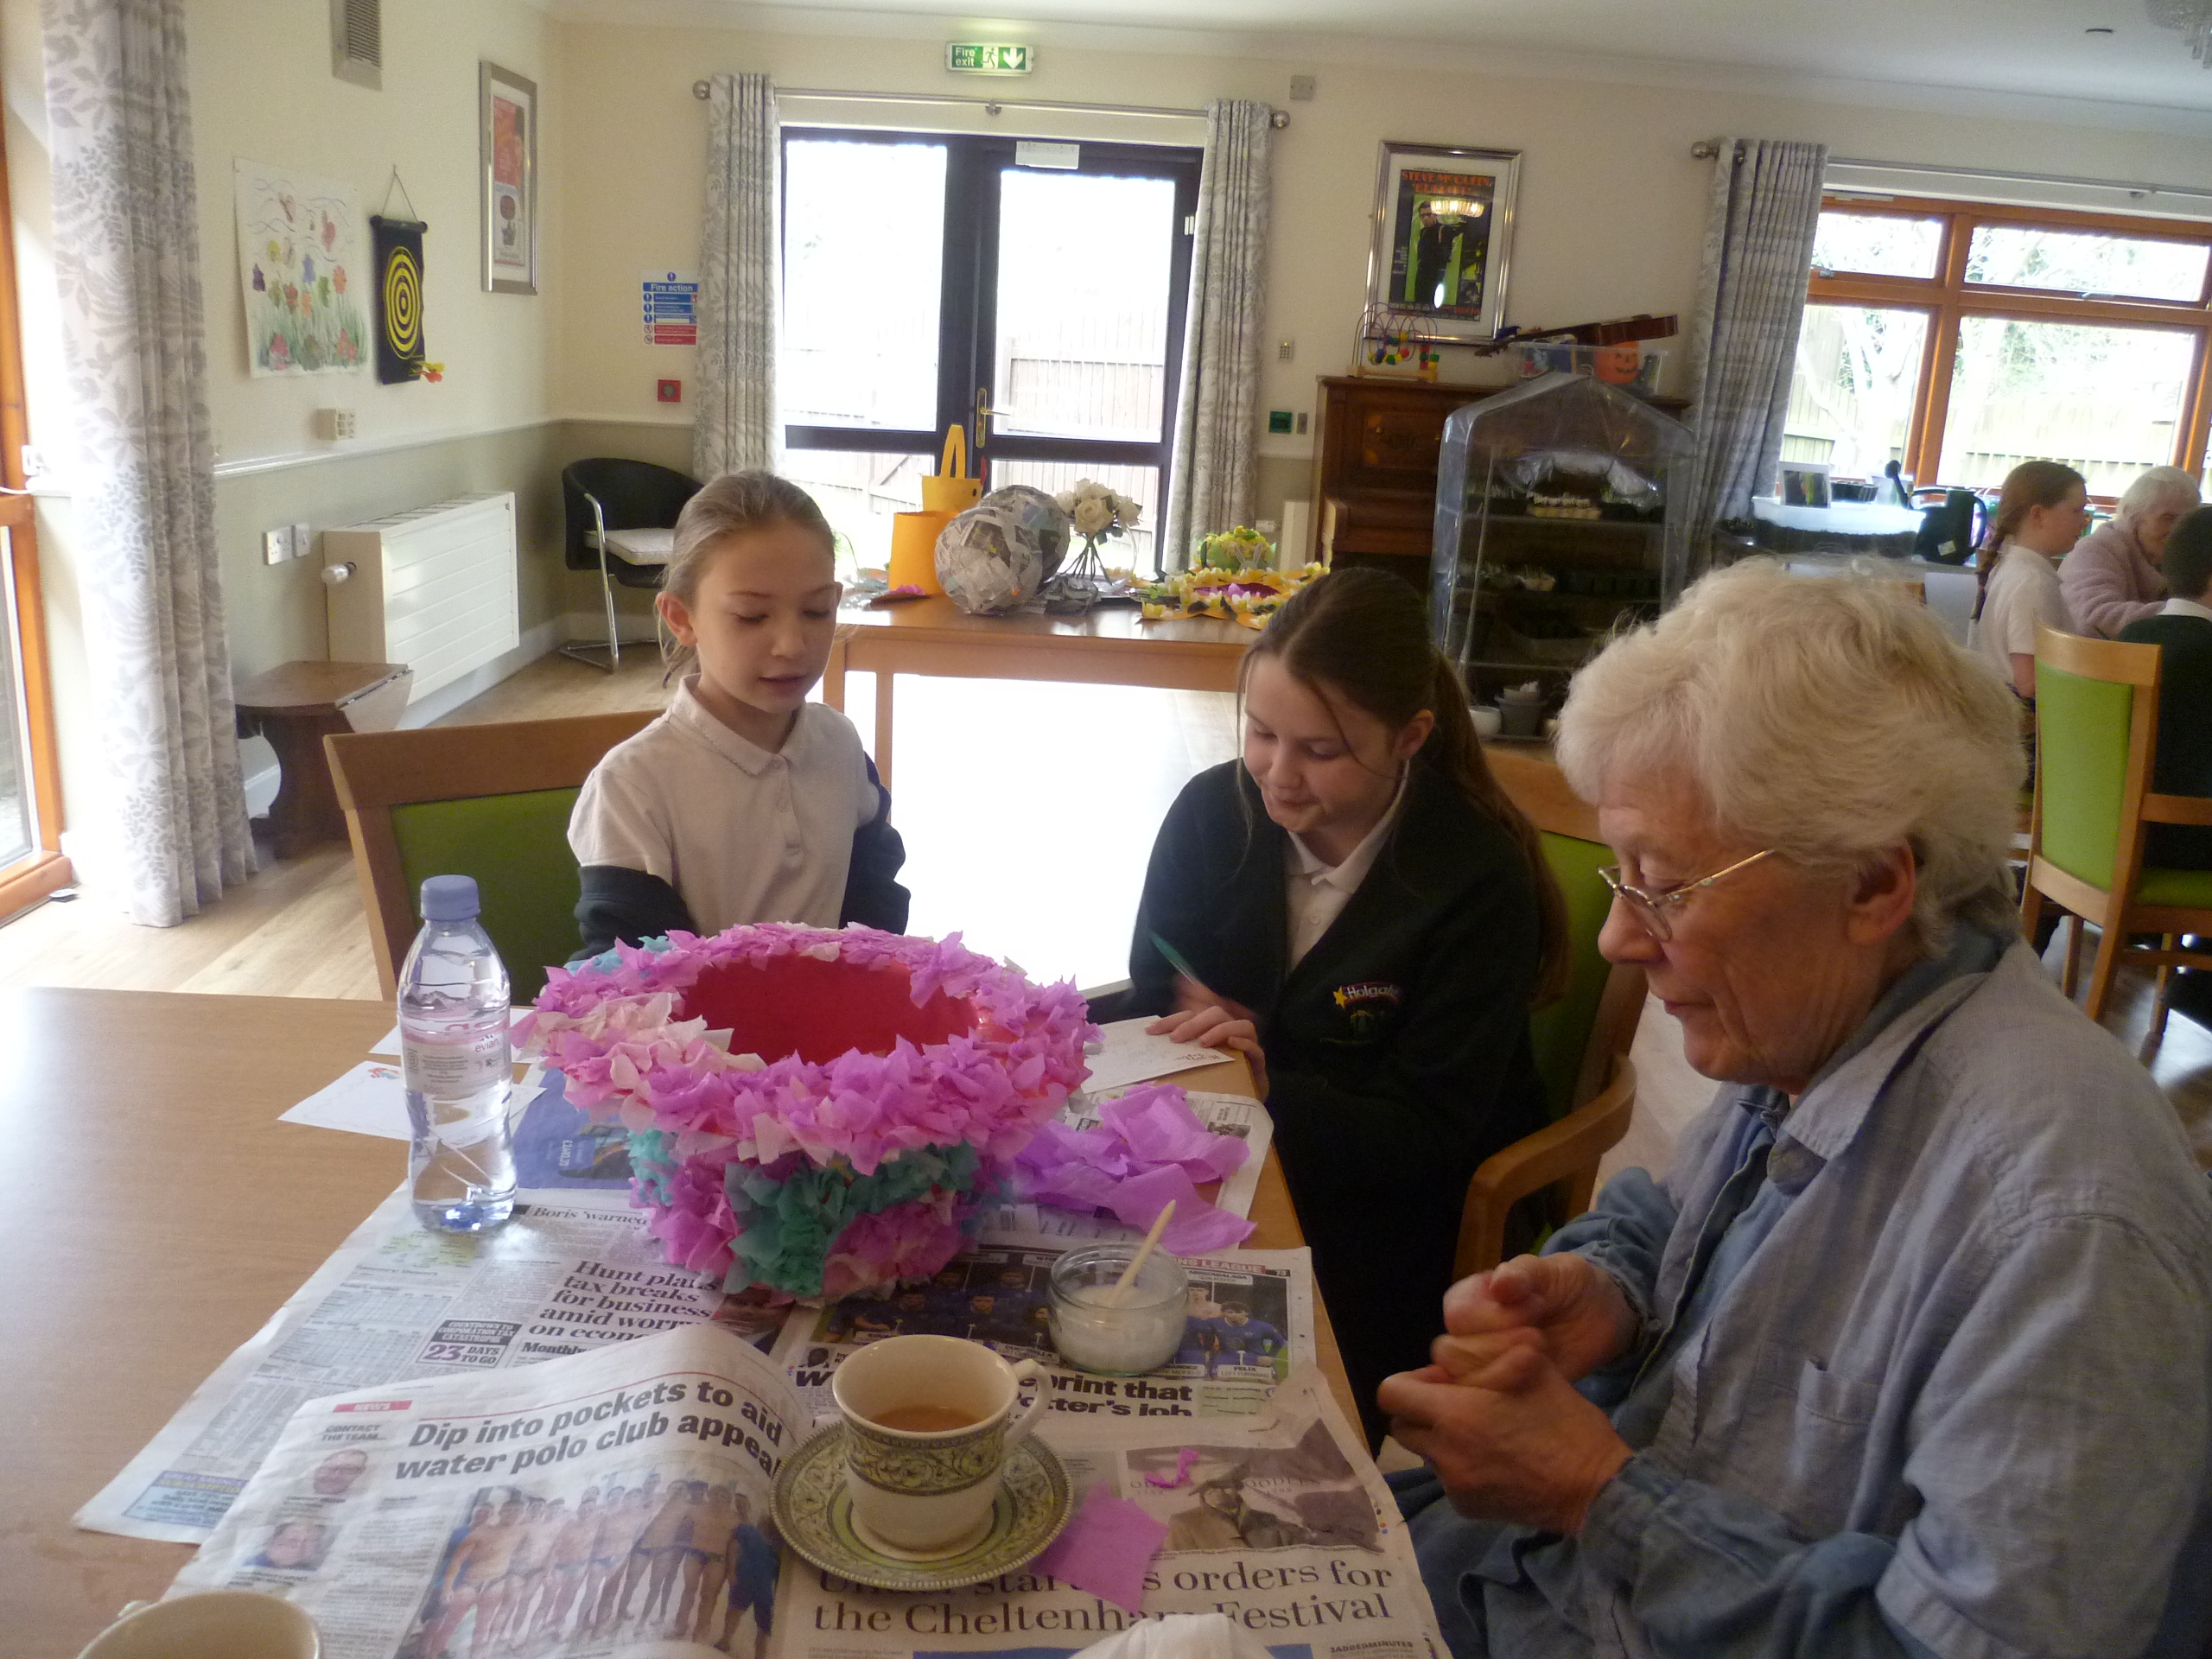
[1,988,1349,1657]
[823,596,1253,787]
[233,661,411,857]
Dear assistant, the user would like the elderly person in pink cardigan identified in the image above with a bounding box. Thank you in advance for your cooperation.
[2060,463,2200,637]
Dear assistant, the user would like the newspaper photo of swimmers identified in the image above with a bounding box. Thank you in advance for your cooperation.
[397,1464,779,1658]
[1127,1419,1382,1555]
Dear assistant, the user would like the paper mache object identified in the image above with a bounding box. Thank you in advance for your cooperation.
[937,497,1051,613]
[982,483,1072,579]
[521,924,1094,1300]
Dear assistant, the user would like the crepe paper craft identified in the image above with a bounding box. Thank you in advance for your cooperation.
[1083,1016,1237,1094]
[522,924,1095,1300]
[280,1062,407,1139]
[1016,1084,1256,1254]
[1142,1446,1205,1490]
[1135,563,1325,630]
[1033,1483,1168,1613]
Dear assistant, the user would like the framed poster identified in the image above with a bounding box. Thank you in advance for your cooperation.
[480,61,537,295]
[1366,141,1521,345]
[233,160,368,377]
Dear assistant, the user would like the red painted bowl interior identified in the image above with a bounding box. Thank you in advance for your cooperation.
[677,955,976,1065]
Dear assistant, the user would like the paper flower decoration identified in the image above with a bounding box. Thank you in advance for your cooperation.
[1136,561,1326,631]
[524,925,1095,1299]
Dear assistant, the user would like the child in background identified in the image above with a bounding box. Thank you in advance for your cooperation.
[569,472,907,957]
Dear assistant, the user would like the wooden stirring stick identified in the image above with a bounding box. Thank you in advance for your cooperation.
[1109,1201,1176,1307]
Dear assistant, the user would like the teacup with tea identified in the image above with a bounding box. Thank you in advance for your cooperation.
[830,1334,1046,1557]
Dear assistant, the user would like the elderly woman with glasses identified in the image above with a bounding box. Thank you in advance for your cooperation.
[1384,561,2212,1659]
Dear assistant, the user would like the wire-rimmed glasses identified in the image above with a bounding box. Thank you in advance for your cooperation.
[1597,849,1775,942]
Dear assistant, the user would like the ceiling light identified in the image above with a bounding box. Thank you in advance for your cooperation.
[2145,0,2212,64]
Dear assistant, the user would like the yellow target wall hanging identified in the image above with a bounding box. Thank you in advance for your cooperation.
[371,213,429,385]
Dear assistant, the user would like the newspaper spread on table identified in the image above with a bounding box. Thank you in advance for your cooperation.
[165,1324,1445,1659]
[76,1189,783,1545]
[771,1229,1313,1425]
[84,1080,1287,1548]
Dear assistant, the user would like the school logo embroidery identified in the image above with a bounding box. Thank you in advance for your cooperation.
[1332,981,1402,1042]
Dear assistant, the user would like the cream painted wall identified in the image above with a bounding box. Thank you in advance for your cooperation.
[2,0,562,857]
[551,16,2212,531]
[193,0,560,467]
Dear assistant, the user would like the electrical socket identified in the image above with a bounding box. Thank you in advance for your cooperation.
[262,527,291,566]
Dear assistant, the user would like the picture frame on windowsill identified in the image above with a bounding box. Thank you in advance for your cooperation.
[480,61,537,296]
[1366,140,1521,346]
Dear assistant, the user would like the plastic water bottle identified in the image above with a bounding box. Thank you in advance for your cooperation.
[399,874,517,1233]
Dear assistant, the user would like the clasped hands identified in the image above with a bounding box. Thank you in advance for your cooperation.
[1147,977,1269,1098]
[1379,1253,1637,1535]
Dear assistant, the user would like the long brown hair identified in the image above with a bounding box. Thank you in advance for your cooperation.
[659,471,836,680]
[1974,460,2085,620]
[1242,567,1570,1005]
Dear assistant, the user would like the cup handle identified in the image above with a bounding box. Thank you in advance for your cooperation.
[1004,1358,1048,1446]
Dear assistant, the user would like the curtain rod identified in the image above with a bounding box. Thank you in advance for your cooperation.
[1690,142,2212,204]
[690,80,1288,127]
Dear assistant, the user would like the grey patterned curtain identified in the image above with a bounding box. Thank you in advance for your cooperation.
[1669,137,1829,601]
[1163,100,1274,571]
[43,0,252,925]
[694,73,779,480]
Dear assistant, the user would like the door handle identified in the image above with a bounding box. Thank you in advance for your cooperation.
[976,385,1003,447]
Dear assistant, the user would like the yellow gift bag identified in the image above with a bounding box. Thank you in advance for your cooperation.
[887,426,981,594]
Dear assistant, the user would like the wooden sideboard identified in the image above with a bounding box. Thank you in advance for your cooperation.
[1308,374,1688,577]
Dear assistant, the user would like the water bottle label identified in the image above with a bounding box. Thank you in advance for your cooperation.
[402,1028,509,1096]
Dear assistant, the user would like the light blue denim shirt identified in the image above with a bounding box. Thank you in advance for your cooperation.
[1437,935,2212,1659]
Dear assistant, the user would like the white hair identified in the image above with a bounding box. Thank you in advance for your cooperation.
[2115,465,2201,529]
[1555,559,2024,952]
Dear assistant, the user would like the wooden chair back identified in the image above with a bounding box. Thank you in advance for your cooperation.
[1456,746,1644,1277]
[326,711,658,1002]
[2025,625,2212,1035]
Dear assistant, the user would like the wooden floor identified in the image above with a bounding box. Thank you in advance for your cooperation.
[5,647,2209,1175]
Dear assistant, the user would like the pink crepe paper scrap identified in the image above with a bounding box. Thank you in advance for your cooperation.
[1103,1166,1255,1253]
[1142,1447,1204,1490]
[1098,1088,1249,1183]
[1033,1483,1168,1612]
[1015,1084,1255,1249]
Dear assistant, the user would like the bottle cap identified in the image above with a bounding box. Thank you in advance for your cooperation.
[419,874,482,922]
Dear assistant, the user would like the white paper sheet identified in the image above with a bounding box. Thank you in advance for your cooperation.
[1084,1014,1238,1093]
[277,1060,408,1139]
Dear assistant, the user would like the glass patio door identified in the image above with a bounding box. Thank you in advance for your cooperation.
[780,130,1200,574]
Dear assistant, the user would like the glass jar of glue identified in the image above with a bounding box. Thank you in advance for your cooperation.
[1047,1244,1189,1376]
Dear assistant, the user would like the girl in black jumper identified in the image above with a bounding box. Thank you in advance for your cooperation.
[1106,568,1566,1446]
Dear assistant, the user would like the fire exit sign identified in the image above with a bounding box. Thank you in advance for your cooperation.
[945,41,1033,73]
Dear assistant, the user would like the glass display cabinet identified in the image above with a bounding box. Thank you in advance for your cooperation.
[1429,372,1693,698]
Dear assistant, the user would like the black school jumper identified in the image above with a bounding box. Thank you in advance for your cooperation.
[1096,758,1548,1445]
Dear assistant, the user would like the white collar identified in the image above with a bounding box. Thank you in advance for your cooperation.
[2161,596,2212,624]
[1287,771,1408,892]
[668,676,810,774]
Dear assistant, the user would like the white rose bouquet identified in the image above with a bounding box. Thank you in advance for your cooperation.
[1053,480,1144,546]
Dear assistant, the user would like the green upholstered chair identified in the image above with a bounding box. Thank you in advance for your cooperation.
[326,711,658,1003]
[2024,625,2212,1045]
[1454,748,1646,1279]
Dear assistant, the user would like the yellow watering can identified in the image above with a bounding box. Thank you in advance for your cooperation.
[888,425,981,593]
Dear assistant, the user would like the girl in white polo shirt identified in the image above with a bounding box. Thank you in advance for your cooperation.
[1969,460,2088,701]
[568,472,906,957]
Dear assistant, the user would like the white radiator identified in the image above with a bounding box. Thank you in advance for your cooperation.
[323,492,519,704]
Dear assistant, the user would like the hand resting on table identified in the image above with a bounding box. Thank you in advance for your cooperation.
[1148,977,1269,1099]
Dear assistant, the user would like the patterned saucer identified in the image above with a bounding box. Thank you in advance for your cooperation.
[772,1423,1074,1593]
